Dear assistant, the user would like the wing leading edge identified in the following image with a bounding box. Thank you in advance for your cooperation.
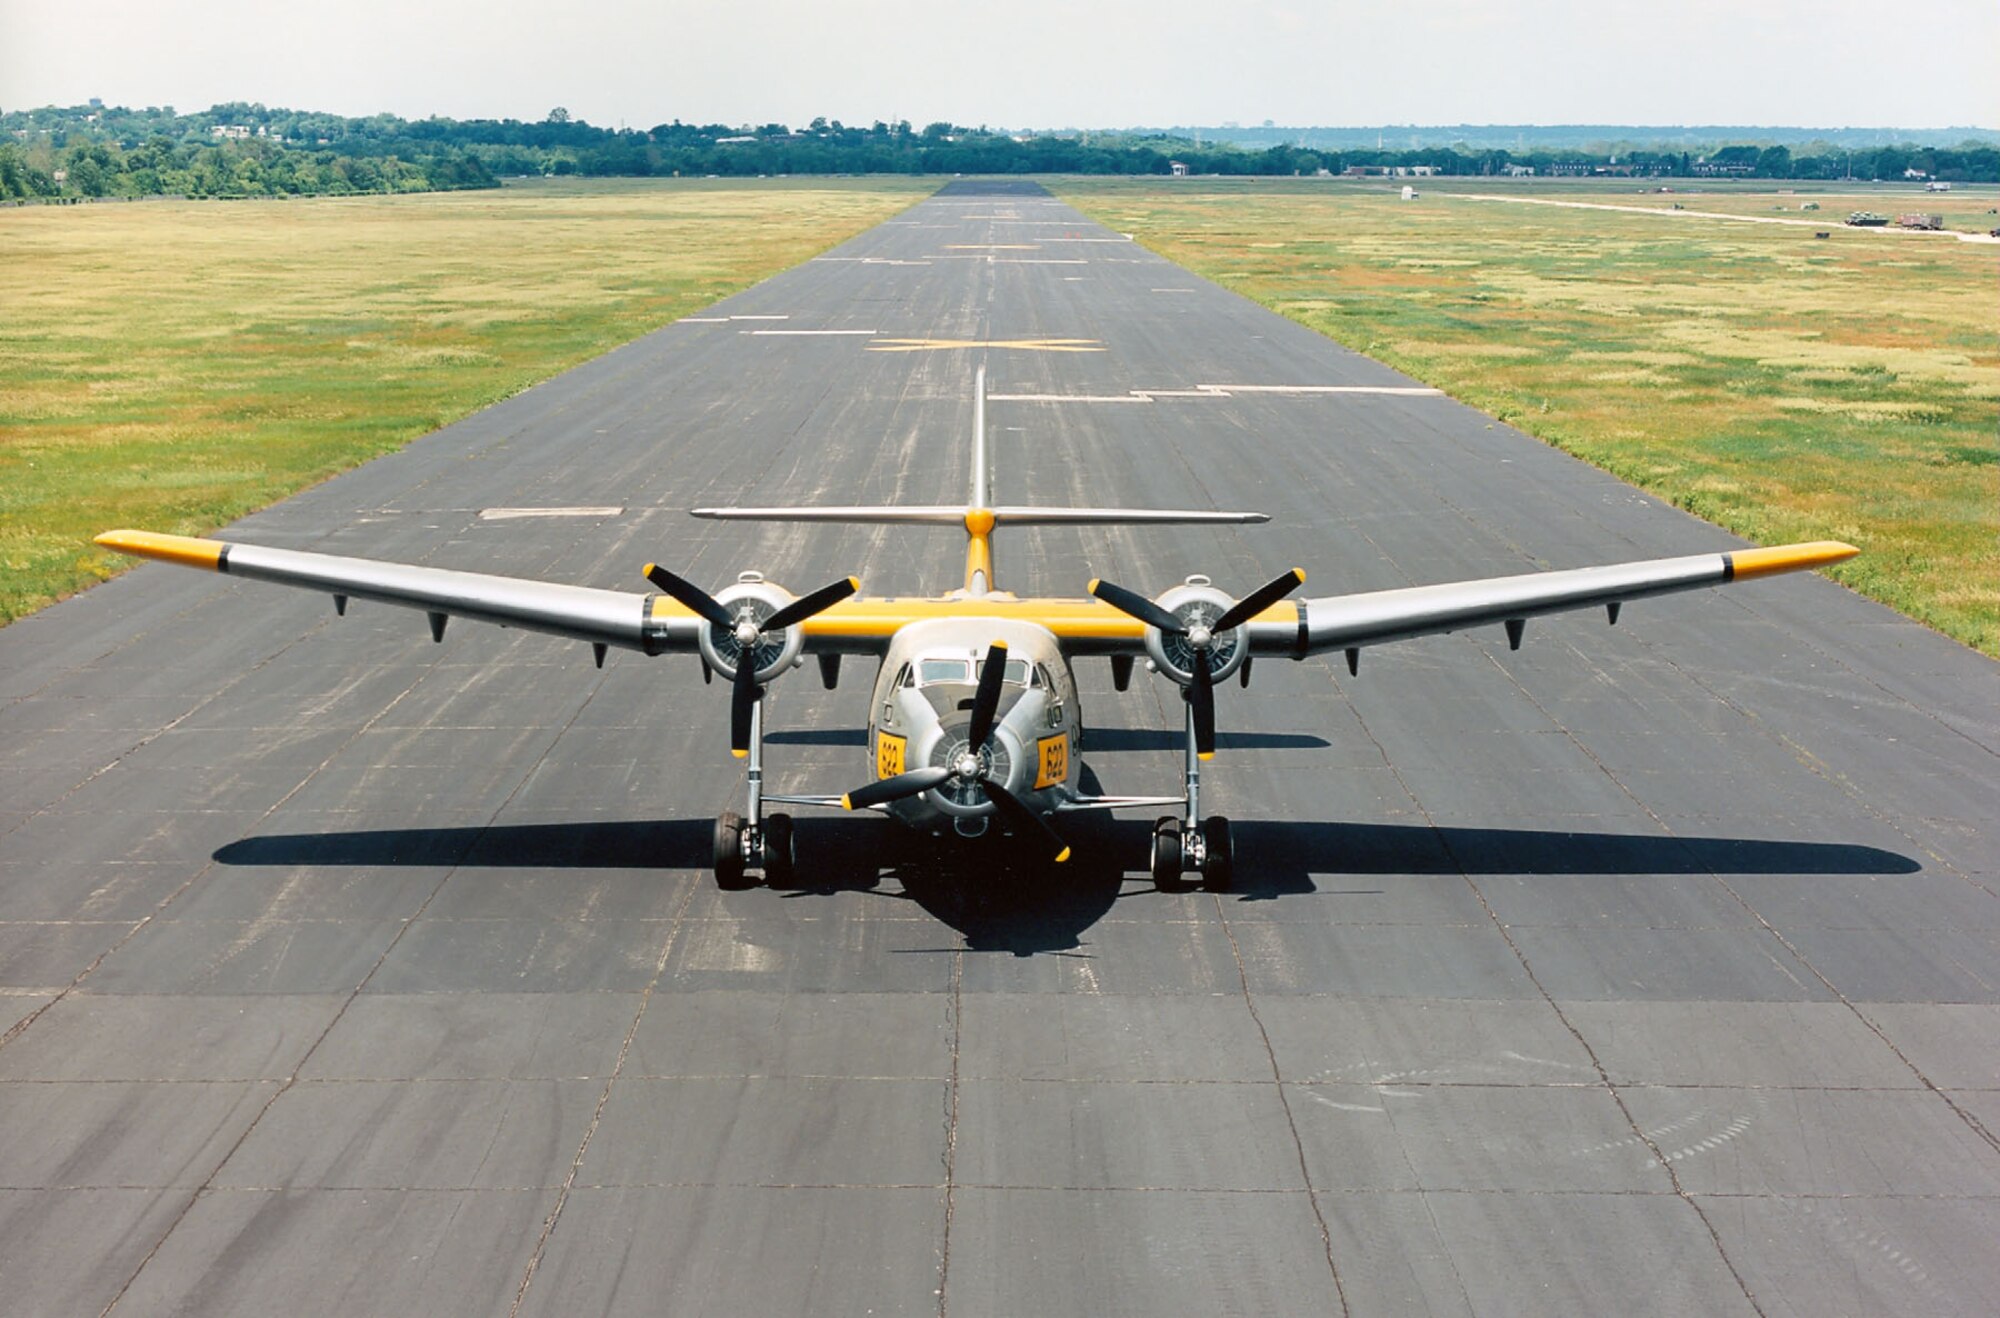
[93,530,704,656]
[1254,541,1859,661]
[95,530,1858,665]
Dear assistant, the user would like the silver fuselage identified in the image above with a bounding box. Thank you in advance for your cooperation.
[868,618,1080,835]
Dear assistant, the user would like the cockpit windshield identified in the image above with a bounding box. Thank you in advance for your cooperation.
[914,658,1032,686]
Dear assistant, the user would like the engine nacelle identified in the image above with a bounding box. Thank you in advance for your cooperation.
[1144,576,1250,686]
[695,573,806,683]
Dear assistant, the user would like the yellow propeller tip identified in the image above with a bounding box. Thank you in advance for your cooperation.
[731,748,749,760]
[839,794,854,810]
[1054,847,1071,864]
[1293,568,1306,584]
[847,576,861,590]
[642,562,657,575]
[1087,577,1101,592]
[1198,751,1216,762]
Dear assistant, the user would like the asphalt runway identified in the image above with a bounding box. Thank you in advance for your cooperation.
[3,178,1997,1316]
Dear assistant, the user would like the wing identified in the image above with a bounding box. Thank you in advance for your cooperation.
[94,530,705,657]
[1242,541,1858,662]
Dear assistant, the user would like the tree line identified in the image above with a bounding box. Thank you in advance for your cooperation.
[5,101,1996,202]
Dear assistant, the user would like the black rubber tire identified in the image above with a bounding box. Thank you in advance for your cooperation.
[762,813,795,887]
[1151,817,1190,892]
[1201,816,1234,892]
[712,811,752,889]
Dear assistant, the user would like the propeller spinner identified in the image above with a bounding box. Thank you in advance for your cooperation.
[644,563,858,756]
[841,641,1070,864]
[1090,568,1305,758]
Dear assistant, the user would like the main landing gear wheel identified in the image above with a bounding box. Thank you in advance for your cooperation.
[762,813,795,888]
[712,810,753,890]
[1201,816,1234,892]
[1152,817,1192,893]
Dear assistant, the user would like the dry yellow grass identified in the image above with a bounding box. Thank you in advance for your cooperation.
[1059,178,2000,655]
[1,177,933,622]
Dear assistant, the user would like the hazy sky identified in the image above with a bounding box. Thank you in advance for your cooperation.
[4,0,1995,130]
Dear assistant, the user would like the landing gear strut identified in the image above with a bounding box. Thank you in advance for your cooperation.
[1151,697,1233,892]
[711,698,795,888]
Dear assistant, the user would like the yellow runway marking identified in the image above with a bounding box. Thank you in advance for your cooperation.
[868,338,1105,353]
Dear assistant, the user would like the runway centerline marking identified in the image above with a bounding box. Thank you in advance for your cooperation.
[728,314,790,320]
[744,329,881,336]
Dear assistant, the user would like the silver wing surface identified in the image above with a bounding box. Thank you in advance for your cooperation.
[93,531,701,656]
[1244,542,1858,661]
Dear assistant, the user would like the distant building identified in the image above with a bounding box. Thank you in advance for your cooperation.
[1903,168,1929,180]
[1169,160,1189,177]
[1504,164,1535,177]
[210,124,252,140]
[1925,180,1953,192]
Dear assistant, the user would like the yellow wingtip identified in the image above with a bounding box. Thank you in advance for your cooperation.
[1732,540,1861,581]
[94,530,227,571]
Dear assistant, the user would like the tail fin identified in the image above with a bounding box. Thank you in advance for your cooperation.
[689,367,1266,594]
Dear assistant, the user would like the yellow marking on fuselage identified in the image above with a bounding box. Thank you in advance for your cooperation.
[1035,734,1069,789]
[1731,541,1860,581]
[877,732,906,780]
[650,595,700,620]
[963,508,997,591]
[94,530,228,571]
[867,338,1105,353]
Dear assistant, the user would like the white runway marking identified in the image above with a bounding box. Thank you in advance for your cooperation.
[987,384,1447,402]
[677,317,729,324]
[479,506,624,520]
[729,314,790,321]
[743,329,881,336]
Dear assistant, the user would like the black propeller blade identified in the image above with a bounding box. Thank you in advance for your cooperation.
[643,563,732,629]
[840,640,1068,863]
[843,765,954,810]
[766,576,860,631]
[967,640,1009,750]
[643,565,861,757]
[1090,568,1307,761]
[981,780,1071,864]
[1086,578,1181,632]
[1215,568,1307,632]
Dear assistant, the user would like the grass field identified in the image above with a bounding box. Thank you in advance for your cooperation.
[1060,178,2000,656]
[0,177,933,624]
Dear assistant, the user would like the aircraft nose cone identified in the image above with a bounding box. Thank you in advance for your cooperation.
[1188,625,1213,649]
[954,752,982,779]
[734,621,762,647]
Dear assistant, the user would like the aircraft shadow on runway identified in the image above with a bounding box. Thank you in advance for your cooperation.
[214,814,1918,956]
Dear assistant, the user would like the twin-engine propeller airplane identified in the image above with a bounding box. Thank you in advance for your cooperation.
[97,370,1857,891]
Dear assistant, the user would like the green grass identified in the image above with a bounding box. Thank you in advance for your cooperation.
[0,177,934,624]
[1057,177,2000,656]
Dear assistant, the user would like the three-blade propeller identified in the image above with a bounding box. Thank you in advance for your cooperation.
[1090,568,1305,758]
[644,563,858,756]
[841,641,1069,864]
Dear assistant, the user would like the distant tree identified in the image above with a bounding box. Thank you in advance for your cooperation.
[546,107,571,124]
